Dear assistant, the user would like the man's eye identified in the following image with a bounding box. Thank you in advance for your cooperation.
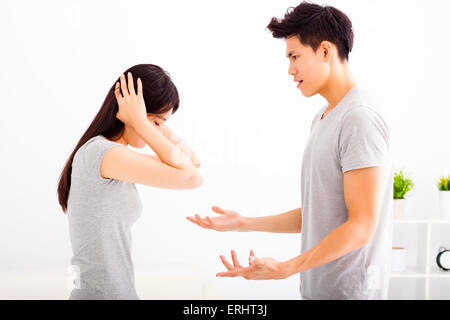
[154,122,160,126]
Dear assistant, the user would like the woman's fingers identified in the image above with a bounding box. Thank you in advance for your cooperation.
[114,81,123,100]
[137,78,143,97]
[120,73,129,97]
[211,206,225,214]
[127,72,136,95]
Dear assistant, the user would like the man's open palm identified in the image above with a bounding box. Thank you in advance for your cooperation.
[186,206,246,232]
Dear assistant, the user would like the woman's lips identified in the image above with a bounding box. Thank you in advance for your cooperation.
[297,80,303,88]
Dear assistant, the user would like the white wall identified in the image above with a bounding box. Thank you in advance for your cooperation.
[0,0,449,299]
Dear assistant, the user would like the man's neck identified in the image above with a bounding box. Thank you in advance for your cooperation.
[319,63,357,112]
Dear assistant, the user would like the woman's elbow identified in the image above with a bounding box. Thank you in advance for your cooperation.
[193,158,201,168]
[192,172,203,188]
[184,170,203,189]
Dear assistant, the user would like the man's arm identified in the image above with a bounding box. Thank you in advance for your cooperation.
[242,208,302,233]
[282,166,387,276]
[214,166,388,280]
[187,207,302,234]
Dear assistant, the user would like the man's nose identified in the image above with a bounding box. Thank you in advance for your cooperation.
[288,64,296,76]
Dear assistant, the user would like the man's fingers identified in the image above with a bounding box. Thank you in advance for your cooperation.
[217,266,253,278]
[185,216,201,227]
[205,216,216,229]
[186,215,211,229]
[211,206,225,214]
[120,73,129,97]
[231,250,242,268]
[202,217,213,227]
[249,250,255,265]
[195,214,210,229]
[216,271,239,277]
[127,72,136,95]
[219,255,234,270]
[200,217,212,228]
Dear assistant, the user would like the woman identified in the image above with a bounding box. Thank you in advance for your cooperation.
[57,64,202,300]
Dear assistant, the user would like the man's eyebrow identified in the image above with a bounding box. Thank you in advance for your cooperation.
[286,51,299,58]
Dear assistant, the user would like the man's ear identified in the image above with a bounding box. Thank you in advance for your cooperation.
[320,41,333,63]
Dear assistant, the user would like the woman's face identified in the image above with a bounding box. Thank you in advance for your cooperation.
[128,108,173,148]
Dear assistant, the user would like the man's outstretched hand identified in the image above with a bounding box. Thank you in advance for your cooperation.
[216,250,290,280]
[186,206,247,232]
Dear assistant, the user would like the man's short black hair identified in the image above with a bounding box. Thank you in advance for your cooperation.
[267,1,354,62]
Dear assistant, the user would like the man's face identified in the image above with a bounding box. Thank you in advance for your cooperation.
[286,35,330,97]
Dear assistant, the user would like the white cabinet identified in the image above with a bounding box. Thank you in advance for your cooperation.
[389,218,450,299]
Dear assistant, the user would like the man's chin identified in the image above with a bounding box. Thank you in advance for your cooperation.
[300,88,317,98]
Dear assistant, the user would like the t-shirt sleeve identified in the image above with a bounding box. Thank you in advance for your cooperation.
[82,138,122,183]
[338,106,390,173]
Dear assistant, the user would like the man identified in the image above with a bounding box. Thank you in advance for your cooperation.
[187,1,393,300]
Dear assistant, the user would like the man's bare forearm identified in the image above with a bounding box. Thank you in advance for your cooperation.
[241,207,302,233]
[281,221,370,277]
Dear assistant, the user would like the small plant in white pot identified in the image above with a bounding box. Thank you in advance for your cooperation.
[437,175,450,219]
[393,169,414,219]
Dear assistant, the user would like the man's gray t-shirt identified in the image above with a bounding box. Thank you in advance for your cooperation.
[300,85,393,300]
[67,135,143,299]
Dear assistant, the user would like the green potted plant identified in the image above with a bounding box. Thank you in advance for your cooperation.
[437,175,450,219]
[393,169,415,218]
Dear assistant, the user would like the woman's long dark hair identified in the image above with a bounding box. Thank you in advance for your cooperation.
[57,64,180,213]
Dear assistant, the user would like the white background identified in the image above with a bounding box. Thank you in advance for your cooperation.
[0,0,449,299]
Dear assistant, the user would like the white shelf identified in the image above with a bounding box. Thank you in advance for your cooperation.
[391,266,426,278]
[393,218,450,224]
[390,266,450,278]
[429,265,450,278]
[390,218,450,299]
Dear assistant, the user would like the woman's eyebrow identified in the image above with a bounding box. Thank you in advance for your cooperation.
[155,115,167,121]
